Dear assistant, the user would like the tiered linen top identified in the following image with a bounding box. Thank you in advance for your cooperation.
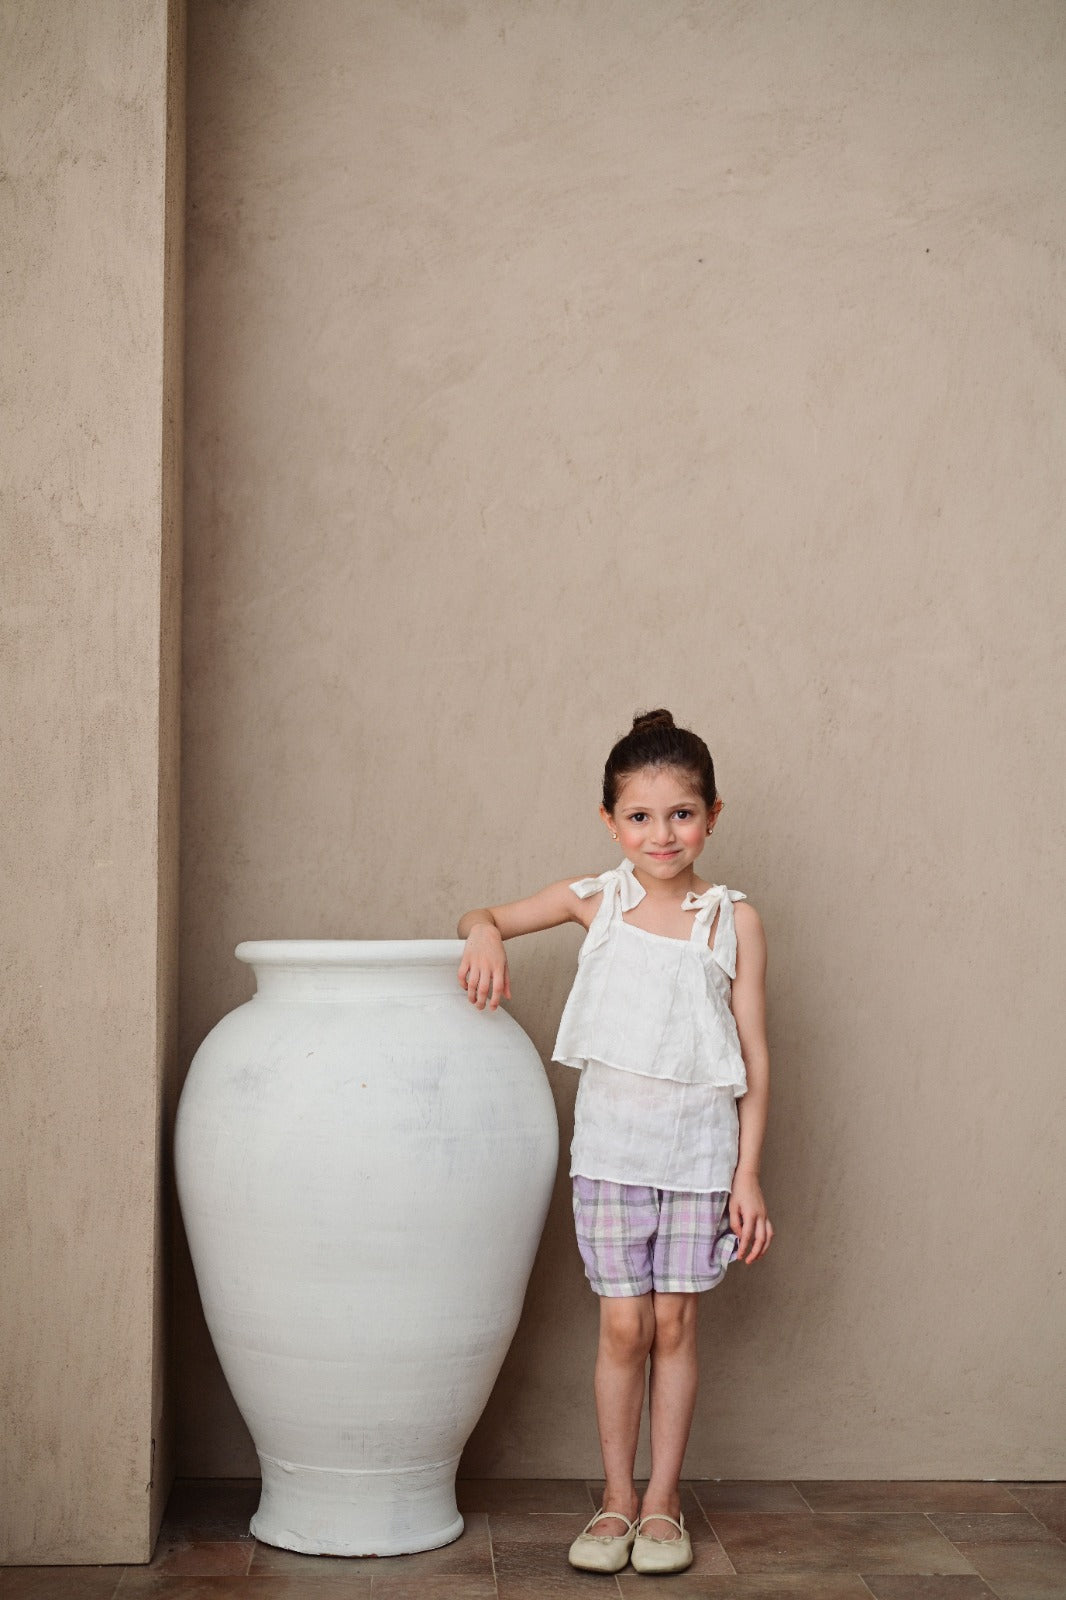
[552,860,749,1194]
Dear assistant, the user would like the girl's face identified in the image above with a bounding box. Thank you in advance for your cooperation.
[601,765,722,882]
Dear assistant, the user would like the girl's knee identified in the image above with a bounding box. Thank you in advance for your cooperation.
[651,1292,698,1356]
[599,1295,655,1364]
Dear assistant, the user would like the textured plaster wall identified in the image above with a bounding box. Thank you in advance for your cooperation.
[0,0,184,1564]
[180,1,1066,1478]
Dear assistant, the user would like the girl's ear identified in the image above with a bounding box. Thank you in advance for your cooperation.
[708,797,725,831]
[599,804,618,841]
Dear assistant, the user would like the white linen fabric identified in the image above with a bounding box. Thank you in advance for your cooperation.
[552,860,749,1194]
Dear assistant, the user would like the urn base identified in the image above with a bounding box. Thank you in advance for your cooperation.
[250,1451,465,1557]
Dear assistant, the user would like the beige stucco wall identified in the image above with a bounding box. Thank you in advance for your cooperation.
[0,0,184,1564]
[178,0,1066,1479]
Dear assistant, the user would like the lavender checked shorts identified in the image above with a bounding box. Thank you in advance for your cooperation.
[572,1176,740,1297]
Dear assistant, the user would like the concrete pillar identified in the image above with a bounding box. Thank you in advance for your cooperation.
[0,0,184,1563]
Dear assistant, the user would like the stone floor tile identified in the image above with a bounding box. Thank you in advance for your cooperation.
[495,1572,620,1599]
[690,1482,813,1515]
[928,1514,1058,1546]
[0,1571,124,1600]
[488,1512,593,1547]
[245,1545,379,1579]
[617,1574,880,1598]
[705,1512,978,1574]
[116,1578,372,1598]
[157,1483,260,1542]
[950,1537,1066,1600]
[457,1479,595,1514]
[667,1487,733,1576]
[248,1514,491,1581]
[109,1478,1060,1600]
[997,1485,1066,1541]
[370,1579,497,1598]
[143,1541,252,1578]
[491,1513,622,1596]
[860,1576,999,1598]
[796,1484,1025,1515]
[489,1508,623,1595]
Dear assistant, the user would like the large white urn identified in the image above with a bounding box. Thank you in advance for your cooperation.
[175,940,558,1557]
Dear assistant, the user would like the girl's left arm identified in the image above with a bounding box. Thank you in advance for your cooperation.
[729,901,773,1263]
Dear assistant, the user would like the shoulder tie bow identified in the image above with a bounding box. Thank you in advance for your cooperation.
[682,885,748,978]
[568,860,644,956]
[568,858,645,912]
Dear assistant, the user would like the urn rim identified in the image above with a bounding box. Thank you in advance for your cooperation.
[235,939,465,969]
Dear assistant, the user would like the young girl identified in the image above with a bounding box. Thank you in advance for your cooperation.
[457,709,772,1577]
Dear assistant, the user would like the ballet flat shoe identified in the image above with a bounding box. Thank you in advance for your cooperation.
[630,1511,693,1575]
[567,1509,639,1572]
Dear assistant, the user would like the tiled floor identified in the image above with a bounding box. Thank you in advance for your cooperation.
[3,1479,1065,1599]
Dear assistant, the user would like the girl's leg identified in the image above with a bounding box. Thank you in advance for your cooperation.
[640,1291,699,1534]
[594,1293,655,1524]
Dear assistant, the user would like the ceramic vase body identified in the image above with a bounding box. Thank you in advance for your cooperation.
[175,940,558,1556]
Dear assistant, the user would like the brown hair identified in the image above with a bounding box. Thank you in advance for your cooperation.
[602,709,718,813]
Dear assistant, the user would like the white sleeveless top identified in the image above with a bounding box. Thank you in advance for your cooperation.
[552,860,749,1193]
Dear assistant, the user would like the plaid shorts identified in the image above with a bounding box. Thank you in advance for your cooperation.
[572,1175,739,1297]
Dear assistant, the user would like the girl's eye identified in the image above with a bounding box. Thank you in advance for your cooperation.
[628,813,648,823]
[675,810,692,820]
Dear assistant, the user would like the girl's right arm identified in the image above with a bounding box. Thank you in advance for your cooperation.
[457,880,587,1011]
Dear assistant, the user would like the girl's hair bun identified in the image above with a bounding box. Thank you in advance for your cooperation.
[602,708,716,812]
[631,708,676,734]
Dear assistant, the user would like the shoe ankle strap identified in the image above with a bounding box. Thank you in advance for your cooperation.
[637,1512,685,1538]
[582,1509,637,1538]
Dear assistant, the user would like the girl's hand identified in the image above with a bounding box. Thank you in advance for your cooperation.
[729,1171,773,1263]
[456,879,584,1011]
[458,925,512,1011]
